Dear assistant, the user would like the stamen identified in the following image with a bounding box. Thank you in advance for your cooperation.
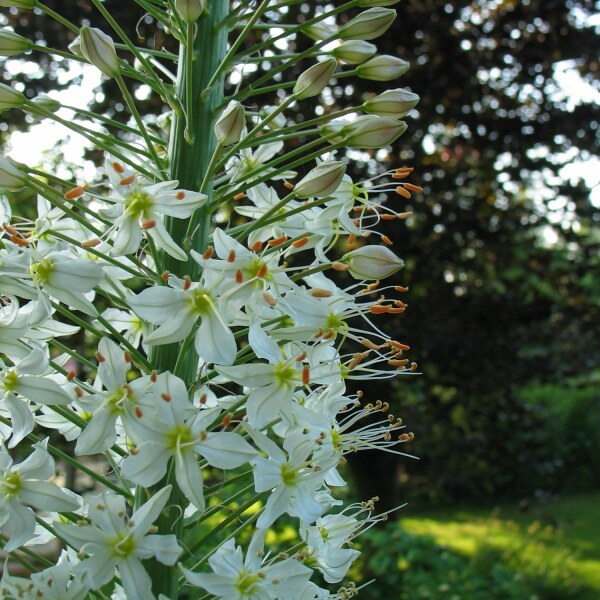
[233,192,245,201]
[141,219,156,230]
[95,352,106,363]
[64,186,85,200]
[112,162,125,174]
[292,236,309,248]
[250,240,263,252]
[183,275,192,291]
[176,191,186,199]
[161,271,170,282]
[120,175,136,185]
[263,291,276,306]
[332,261,349,271]
[302,365,310,385]
[202,246,214,259]
[395,186,411,199]
[235,269,243,283]
[227,249,236,263]
[268,235,288,247]
[66,370,76,381]
[310,288,332,298]
[82,238,101,248]
[135,406,143,418]
[161,393,172,402]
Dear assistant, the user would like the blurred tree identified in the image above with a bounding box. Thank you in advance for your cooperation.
[1,0,598,507]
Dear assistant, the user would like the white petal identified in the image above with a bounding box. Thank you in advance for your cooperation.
[118,557,154,600]
[129,485,172,538]
[195,312,236,365]
[74,406,118,455]
[3,501,35,551]
[175,450,205,510]
[19,480,80,512]
[127,287,186,324]
[17,376,71,405]
[136,534,181,565]
[97,337,128,391]
[195,432,256,469]
[120,441,170,487]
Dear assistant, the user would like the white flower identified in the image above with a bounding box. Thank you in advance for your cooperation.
[121,372,256,510]
[182,529,313,599]
[127,278,237,365]
[99,156,207,260]
[54,486,181,600]
[0,439,80,551]
[29,251,104,316]
[246,426,329,528]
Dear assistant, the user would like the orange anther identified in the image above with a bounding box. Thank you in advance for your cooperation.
[381,214,396,220]
[135,406,143,418]
[199,393,207,405]
[388,340,410,351]
[141,219,156,230]
[202,246,214,259]
[120,175,136,185]
[150,371,158,382]
[395,285,409,292]
[233,192,245,201]
[295,351,307,361]
[381,235,393,245]
[227,249,236,263]
[388,358,409,367]
[360,338,382,350]
[394,300,407,308]
[222,414,232,427]
[395,186,412,199]
[124,351,132,363]
[310,288,332,298]
[176,191,186,199]
[292,236,309,248]
[388,307,405,314]
[161,393,172,402]
[183,275,192,291]
[235,269,243,284]
[302,365,310,385]
[332,261,349,272]
[397,211,413,220]
[95,352,106,363]
[268,235,288,247]
[10,235,29,247]
[369,305,389,314]
[161,271,170,282]
[284,180,294,190]
[81,238,101,248]
[403,183,423,193]
[64,186,85,200]
[66,370,76,381]
[250,240,263,252]
[112,162,125,174]
[262,291,276,306]
[257,263,268,278]
[348,234,357,246]
[75,387,84,398]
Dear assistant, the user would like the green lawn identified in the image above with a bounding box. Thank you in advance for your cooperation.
[399,491,600,599]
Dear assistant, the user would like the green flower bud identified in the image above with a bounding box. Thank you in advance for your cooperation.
[356,55,409,81]
[343,116,407,149]
[258,105,286,130]
[174,0,205,23]
[0,1,36,8]
[302,22,337,42]
[339,8,396,41]
[342,245,404,280]
[0,82,26,111]
[214,101,245,146]
[79,26,120,78]
[293,58,337,100]
[293,161,346,199]
[0,156,26,191]
[363,88,420,117]
[0,29,33,56]
[332,40,377,65]
[25,94,61,117]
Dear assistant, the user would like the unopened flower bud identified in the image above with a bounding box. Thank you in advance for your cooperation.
[293,58,337,100]
[339,8,396,41]
[174,0,205,23]
[259,105,286,130]
[342,245,404,280]
[356,55,410,81]
[0,156,26,191]
[79,26,120,78]
[25,94,61,118]
[303,21,337,42]
[332,40,377,65]
[0,1,36,7]
[363,88,420,117]
[214,100,245,146]
[68,36,82,56]
[293,161,346,199]
[0,29,33,56]
[0,82,25,111]
[343,116,407,149]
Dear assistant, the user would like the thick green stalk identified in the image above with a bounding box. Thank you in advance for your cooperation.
[150,2,229,381]
[148,4,229,597]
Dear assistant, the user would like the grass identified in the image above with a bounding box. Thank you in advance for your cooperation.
[399,491,600,599]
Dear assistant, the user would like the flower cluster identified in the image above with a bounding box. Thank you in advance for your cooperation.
[0,0,420,598]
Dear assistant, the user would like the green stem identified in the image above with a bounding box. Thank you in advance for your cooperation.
[148,4,230,597]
